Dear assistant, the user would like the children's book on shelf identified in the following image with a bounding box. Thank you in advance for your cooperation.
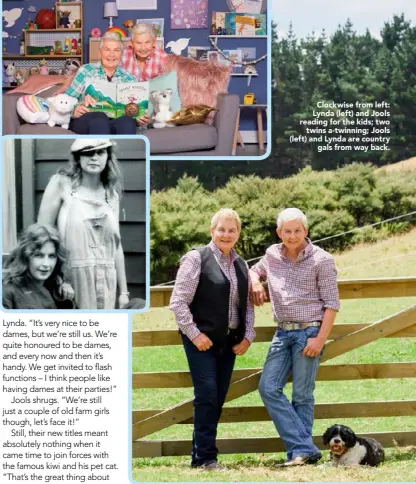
[238,46,257,61]
[224,12,238,35]
[84,81,149,119]
[211,12,226,34]
[223,49,243,73]
[215,12,266,35]
[236,15,256,35]
[253,13,266,35]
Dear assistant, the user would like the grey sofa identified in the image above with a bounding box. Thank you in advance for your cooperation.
[3,87,239,157]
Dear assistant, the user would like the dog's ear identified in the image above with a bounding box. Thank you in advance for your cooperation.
[342,426,357,448]
[165,88,173,95]
[323,427,332,446]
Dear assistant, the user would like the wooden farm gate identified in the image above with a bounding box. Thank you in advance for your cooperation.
[132,277,416,457]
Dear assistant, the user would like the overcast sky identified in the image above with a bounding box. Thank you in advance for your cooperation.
[271,0,416,39]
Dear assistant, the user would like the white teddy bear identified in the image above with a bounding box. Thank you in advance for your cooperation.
[46,94,78,129]
[149,89,175,128]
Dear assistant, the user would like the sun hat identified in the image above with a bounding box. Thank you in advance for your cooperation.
[70,139,114,153]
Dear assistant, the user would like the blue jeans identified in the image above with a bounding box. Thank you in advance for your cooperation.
[69,112,137,134]
[259,326,322,460]
[181,332,236,466]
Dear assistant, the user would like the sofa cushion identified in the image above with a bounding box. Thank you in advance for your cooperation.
[142,124,217,153]
[6,74,74,96]
[163,55,231,125]
[148,70,181,117]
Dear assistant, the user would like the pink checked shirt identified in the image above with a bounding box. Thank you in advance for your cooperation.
[251,240,340,323]
[169,241,256,342]
[121,45,167,81]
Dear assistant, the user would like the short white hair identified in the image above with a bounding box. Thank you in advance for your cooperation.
[99,32,123,50]
[277,208,308,230]
[211,208,241,232]
[131,23,157,40]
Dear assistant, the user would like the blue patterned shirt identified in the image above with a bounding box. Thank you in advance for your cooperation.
[65,62,136,102]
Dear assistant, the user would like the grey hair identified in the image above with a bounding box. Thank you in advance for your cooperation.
[211,208,241,232]
[99,32,124,50]
[131,23,157,40]
[277,208,308,230]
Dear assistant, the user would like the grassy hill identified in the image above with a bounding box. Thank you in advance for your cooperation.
[377,156,416,173]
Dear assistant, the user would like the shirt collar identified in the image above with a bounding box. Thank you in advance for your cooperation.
[278,237,312,262]
[98,63,122,78]
[209,240,238,264]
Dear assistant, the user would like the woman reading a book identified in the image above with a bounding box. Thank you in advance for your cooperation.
[37,139,130,310]
[66,33,148,134]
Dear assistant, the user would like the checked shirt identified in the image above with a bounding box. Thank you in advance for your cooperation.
[121,45,167,81]
[251,239,340,323]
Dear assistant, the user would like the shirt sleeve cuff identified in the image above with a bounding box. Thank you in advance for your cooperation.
[244,328,256,343]
[324,303,340,311]
[180,323,201,341]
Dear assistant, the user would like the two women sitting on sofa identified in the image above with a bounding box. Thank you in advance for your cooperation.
[66,24,166,134]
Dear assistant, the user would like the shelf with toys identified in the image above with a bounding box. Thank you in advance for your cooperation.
[24,29,82,58]
[2,2,84,90]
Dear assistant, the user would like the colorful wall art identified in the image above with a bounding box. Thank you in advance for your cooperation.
[171,0,208,29]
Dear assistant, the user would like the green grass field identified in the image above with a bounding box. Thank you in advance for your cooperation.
[132,230,416,481]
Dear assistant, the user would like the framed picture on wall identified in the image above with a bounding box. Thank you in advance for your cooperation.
[117,0,157,10]
[171,0,208,29]
[136,18,164,37]
[188,46,209,61]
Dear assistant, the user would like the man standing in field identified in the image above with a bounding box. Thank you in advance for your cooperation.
[250,208,340,466]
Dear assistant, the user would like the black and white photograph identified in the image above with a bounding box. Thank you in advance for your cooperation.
[2,137,148,310]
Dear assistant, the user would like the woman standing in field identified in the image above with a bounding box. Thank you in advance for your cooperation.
[169,208,255,470]
[37,139,129,309]
[2,223,75,309]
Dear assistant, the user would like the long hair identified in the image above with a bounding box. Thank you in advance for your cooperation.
[58,145,123,200]
[3,224,69,293]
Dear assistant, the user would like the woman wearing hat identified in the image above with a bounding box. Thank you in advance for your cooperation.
[37,139,129,309]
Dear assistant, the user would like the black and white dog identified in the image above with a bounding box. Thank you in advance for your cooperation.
[323,424,385,467]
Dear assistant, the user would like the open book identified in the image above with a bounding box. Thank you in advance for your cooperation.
[84,81,149,119]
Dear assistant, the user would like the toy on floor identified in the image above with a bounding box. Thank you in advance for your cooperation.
[150,89,175,128]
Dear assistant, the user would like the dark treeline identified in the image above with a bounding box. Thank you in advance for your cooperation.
[152,14,416,190]
[151,164,416,283]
